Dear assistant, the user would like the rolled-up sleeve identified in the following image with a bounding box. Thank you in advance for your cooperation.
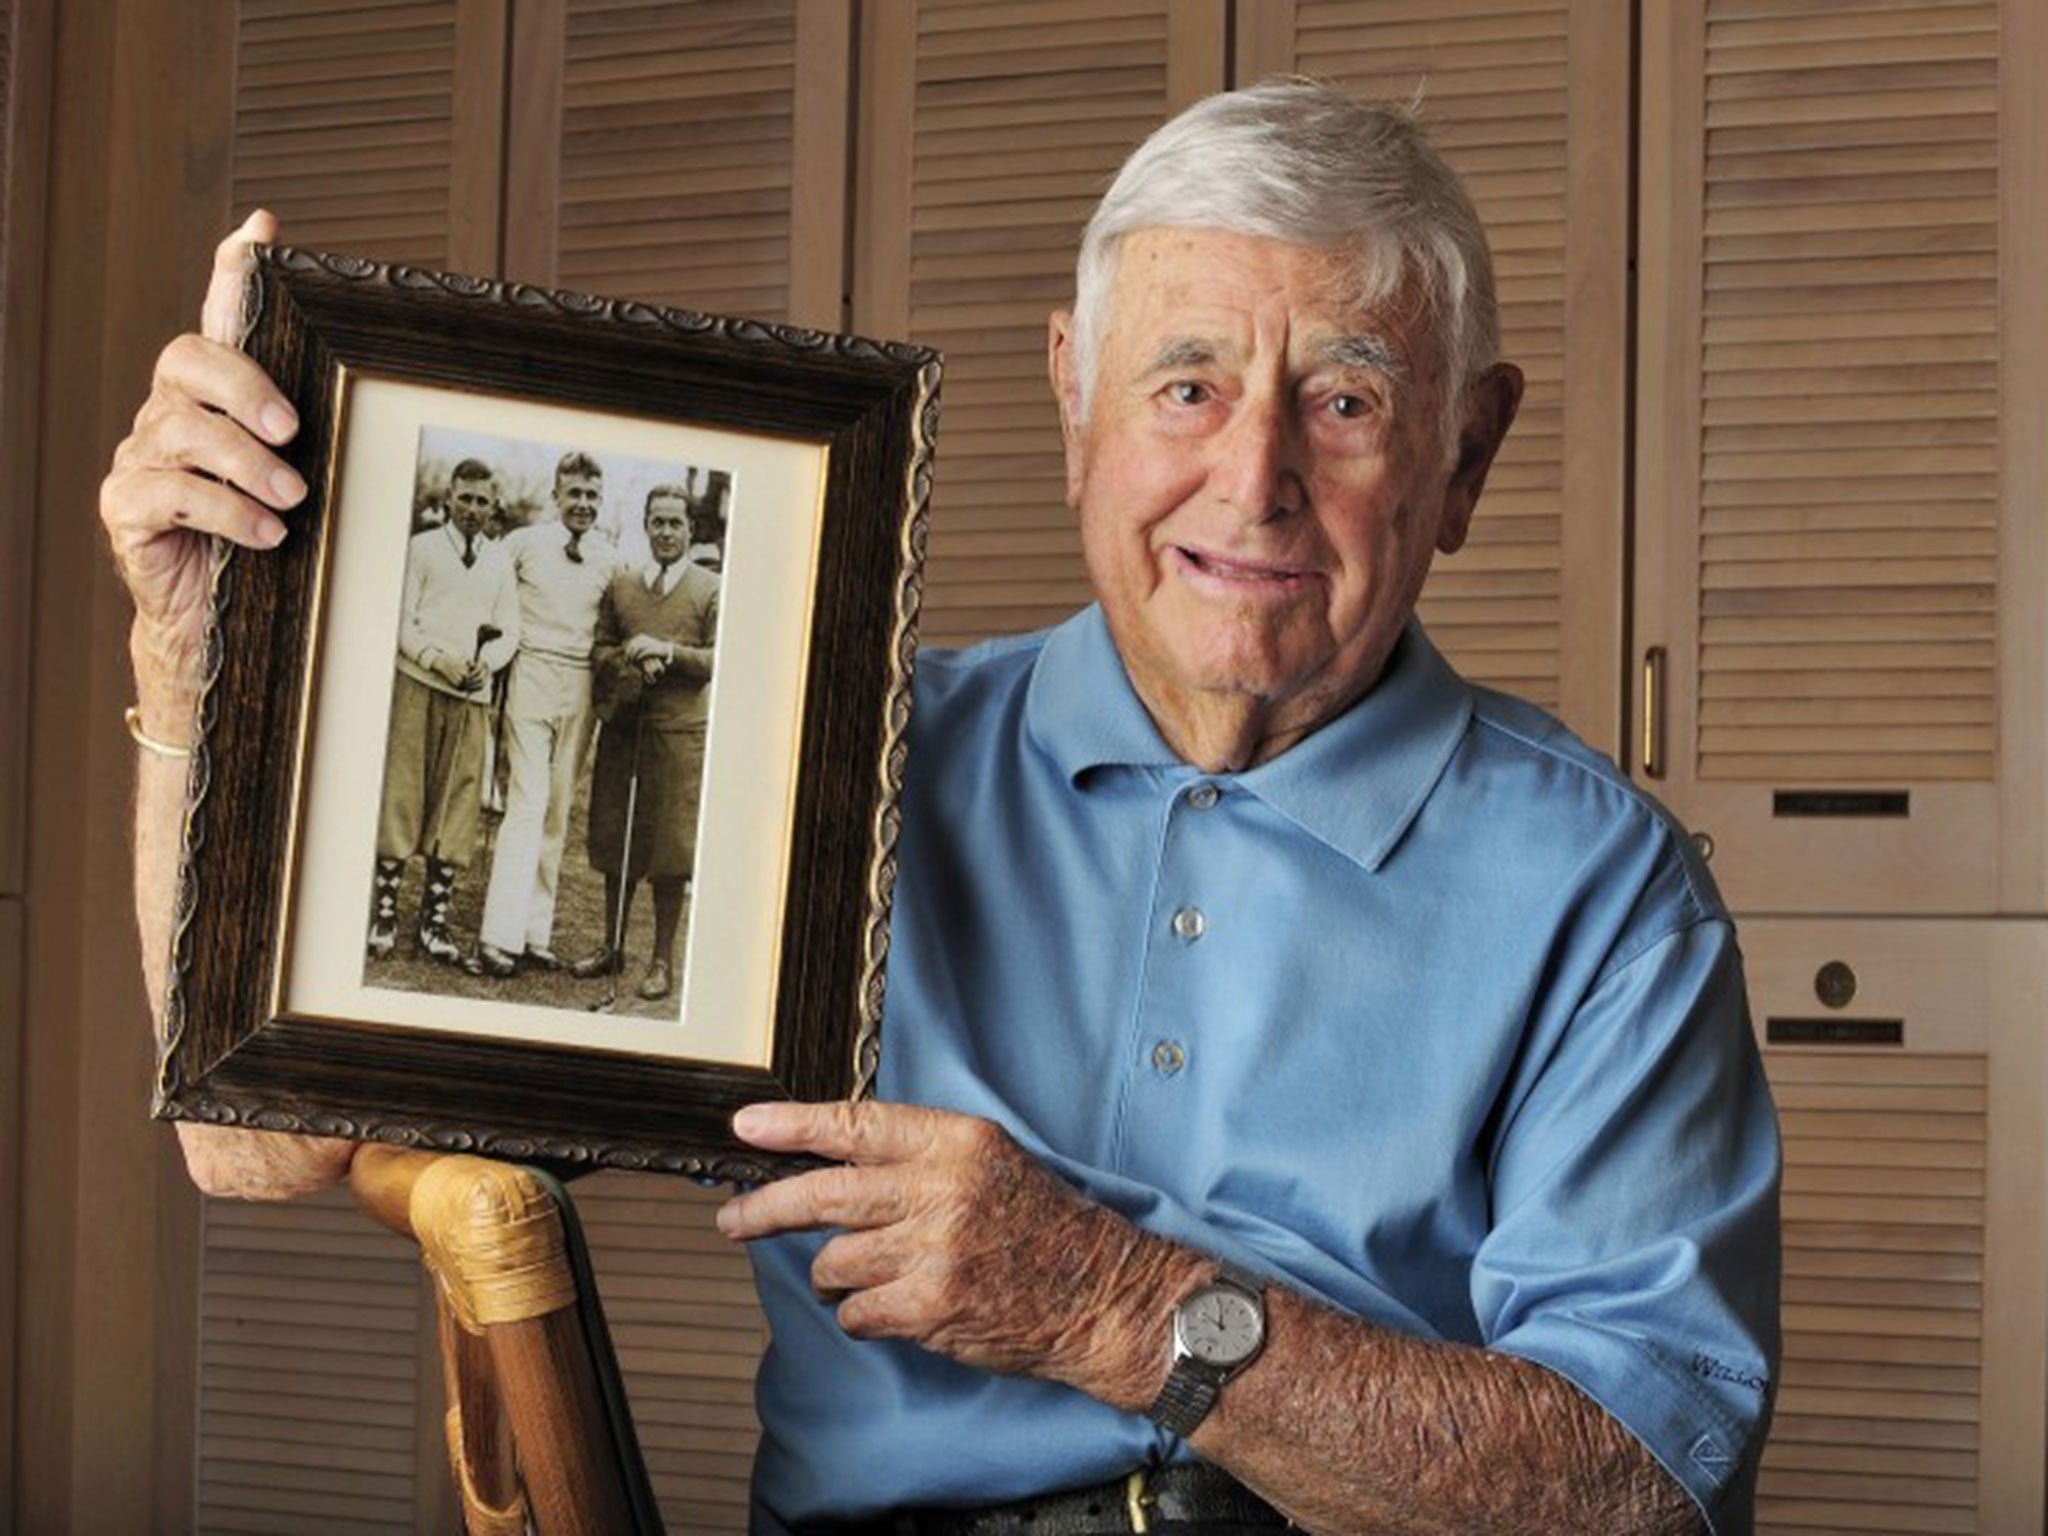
[1475,919,1780,1535]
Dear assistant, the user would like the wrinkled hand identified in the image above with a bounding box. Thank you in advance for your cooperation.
[719,1101,1201,1407]
[100,210,306,714]
[177,1121,358,1202]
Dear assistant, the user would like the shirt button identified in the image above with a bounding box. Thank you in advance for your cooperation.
[1187,783,1220,811]
[1151,1040,1186,1075]
[1171,906,1206,941]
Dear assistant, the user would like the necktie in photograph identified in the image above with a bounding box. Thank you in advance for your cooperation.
[462,533,476,569]
[566,530,584,564]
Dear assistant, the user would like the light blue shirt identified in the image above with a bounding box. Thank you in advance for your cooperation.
[750,607,1779,1533]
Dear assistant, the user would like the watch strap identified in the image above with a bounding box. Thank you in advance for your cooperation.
[1148,1361,1223,1438]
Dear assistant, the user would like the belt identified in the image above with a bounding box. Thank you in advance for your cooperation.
[822,1463,1291,1535]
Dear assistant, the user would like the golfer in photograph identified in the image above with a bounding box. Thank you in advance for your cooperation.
[370,456,520,963]
[469,449,619,978]
[575,485,719,1002]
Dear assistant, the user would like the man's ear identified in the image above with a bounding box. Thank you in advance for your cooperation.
[1435,362,1523,556]
[1047,310,1088,507]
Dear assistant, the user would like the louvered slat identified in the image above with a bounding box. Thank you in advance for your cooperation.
[1292,0,1574,711]
[572,1172,765,1534]
[195,1188,426,1534]
[907,1,1176,646]
[1696,2,1999,781]
[1761,1051,1987,1535]
[232,1,458,267]
[555,0,796,319]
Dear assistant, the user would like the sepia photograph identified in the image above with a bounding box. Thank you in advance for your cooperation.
[362,424,736,1024]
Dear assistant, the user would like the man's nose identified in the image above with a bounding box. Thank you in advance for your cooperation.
[1214,392,1303,522]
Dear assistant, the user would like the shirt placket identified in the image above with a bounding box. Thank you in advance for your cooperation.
[1112,775,1227,1189]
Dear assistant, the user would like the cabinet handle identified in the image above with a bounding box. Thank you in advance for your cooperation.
[1641,646,1666,780]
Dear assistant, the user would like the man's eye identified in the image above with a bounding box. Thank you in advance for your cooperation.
[1166,381,1211,406]
[1330,393,1374,419]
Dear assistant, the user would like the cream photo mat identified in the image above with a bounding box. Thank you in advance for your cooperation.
[281,371,827,1067]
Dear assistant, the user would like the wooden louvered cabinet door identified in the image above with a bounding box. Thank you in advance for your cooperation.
[854,0,1226,647]
[195,1189,442,1533]
[504,0,850,329]
[1237,0,1631,756]
[1742,919,2048,1536]
[1634,0,2048,913]
[231,0,508,273]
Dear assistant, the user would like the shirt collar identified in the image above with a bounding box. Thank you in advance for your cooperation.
[1025,605,1471,872]
[1025,606,1184,776]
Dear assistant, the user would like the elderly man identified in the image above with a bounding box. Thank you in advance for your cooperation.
[469,450,618,977]
[104,82,1774,1536]
[370,455,520,962]
[573,485,718,1002]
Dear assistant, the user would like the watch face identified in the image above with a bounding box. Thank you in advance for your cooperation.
[1180,1284,1264,1367]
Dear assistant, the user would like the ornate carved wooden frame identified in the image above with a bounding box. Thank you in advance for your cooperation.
[152,246,938,1182]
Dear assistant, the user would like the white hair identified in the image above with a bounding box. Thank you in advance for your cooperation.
[1071,80,1500,434]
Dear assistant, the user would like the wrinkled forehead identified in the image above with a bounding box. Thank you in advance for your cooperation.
[645,495,690,523]
[450,476,496,498]
[1104,226,1437,375]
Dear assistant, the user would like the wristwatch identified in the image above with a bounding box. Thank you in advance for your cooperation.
[1146,1261,1267,1437]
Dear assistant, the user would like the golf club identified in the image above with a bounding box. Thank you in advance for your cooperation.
[589,707,648,1014]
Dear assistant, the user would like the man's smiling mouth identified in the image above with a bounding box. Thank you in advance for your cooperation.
[1175,546,1312,585]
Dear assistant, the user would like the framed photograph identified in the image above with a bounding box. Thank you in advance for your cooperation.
[152,247,939,1181]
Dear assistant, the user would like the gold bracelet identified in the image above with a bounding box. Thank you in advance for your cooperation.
[124,704,195,759]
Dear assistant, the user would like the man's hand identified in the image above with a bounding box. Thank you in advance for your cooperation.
[109,210,355,1202]
[622,633,667,664]
[177,1122,357,1201]
[100,209,306,721]
[720,1101,1203,1405]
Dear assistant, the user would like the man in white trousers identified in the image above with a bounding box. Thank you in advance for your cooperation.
[470,450,618,976]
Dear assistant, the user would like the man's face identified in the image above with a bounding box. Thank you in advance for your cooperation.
[646,496,692,565]
[448,475,496,538]
[1050,227,1517,763]
[556,471,602,534]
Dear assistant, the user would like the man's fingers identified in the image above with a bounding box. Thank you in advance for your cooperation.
[731,1098,955,1164]
[835,1276,935,1342]
[130,390,305,515]
[200,208,279,346]
[810,1228,906,1299]
[152,332,299,450]
[717,1162,909,1240]
[101,465,288,554]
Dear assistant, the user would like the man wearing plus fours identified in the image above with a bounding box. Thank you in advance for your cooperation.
[104,83,1775,1536]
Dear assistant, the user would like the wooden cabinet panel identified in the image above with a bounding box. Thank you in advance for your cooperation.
[854,0,1222,647]
[572,1174,766,1535]
[1743,918,2047,1536]
[506,0,849,328]
[194,1190,445,1534]
[1634,0,2048,912]
[232,0,508,274]
[1237,0,1630,755]
[0,0,49,899]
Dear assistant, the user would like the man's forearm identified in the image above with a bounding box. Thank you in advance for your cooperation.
[1061,1219,1699,1536]
[131,621,354,1199]
[131,621,200,1027]
[1187,1283,1699,1535]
